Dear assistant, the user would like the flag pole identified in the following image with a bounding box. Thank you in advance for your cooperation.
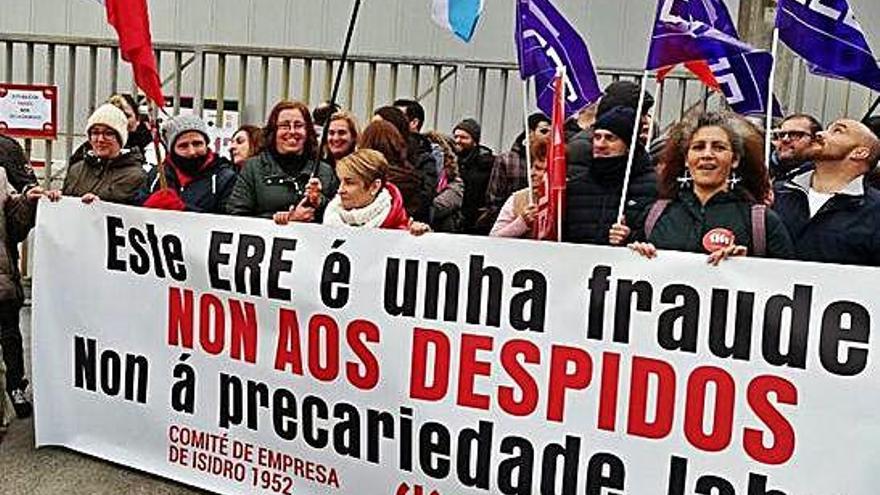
[317,0,363,165]
[643,78,663,155]
[764,27,780,168]
[616,70,650,221]
[521,78,535,205]
[148,98,168,190]
[862,95,880,122]
[557,67,566,242]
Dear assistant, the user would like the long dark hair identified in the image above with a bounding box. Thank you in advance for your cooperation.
[658,112,770,203]
[264,100,318,159]
[234,124,265,157]
[359,120,409,169]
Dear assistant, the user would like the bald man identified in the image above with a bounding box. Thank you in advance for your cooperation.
[773,118,880,265]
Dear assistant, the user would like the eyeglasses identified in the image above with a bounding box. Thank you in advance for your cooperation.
[773,130,812,141]
[88,129,119,140]
[276,121,307,132]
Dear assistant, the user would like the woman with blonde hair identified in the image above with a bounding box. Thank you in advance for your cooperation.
[275,149,429,234]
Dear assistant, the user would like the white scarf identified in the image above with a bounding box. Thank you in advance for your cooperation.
[323,188,393,228]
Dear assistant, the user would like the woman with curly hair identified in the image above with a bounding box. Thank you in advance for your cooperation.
[610,112,793,264]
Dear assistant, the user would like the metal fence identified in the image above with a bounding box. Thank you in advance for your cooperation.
[2,32,875,183]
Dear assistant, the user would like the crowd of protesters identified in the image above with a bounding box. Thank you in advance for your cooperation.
[1,79,880,433]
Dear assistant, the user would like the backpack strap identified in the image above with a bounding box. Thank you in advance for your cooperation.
[750,204,767,257]
[644,199,671,239]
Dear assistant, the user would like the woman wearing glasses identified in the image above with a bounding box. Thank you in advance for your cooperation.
[225,100,338,219]
[61,103,147,204]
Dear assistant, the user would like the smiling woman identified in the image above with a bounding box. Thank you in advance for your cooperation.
[609,112,794,264]
[224,100,338,219]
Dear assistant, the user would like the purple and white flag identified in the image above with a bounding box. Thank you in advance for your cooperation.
[647,0,753,70]
[776,0,880,92]
[652,0,780,116]
[515,0,601,118]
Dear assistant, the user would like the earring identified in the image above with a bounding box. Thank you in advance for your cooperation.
[727,170,742,190]
[677,168,693,188]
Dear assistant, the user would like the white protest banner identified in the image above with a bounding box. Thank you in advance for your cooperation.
[32,199,879,495]
[0,84,58,139]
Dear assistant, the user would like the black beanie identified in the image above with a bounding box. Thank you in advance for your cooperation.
[594,106,637,147]
[597,81,655,119]
[527,112,550,132]
[454,118,482,143]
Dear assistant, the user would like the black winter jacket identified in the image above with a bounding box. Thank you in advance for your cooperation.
[135,154,238,214]
[773,172,880,266]
[563,131,657,245]
[634,188,794,258]
[458,144,495,235]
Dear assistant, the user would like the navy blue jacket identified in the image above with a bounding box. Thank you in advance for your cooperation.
[773,172,880,266]
[136,154,238,214]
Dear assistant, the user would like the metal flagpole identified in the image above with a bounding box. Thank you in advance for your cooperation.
[522,78,535,205]
[616,70,650,221]
[764,28,780,168]
[643,78,663,155]
[862,95,880,122]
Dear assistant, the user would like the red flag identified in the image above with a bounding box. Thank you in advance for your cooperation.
[535,73,567,242]
[102,0,165,105]
[656,60,720,90]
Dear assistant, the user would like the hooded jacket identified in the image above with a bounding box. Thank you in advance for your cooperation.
[62,148,147,204]
[135,151,238,214]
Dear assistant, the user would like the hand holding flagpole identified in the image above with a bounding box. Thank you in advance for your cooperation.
[616,71,650,222]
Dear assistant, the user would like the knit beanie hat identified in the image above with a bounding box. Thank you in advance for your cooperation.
[594,106,637,147]
[86,103,129,146]
[597,81,655,119]
[527,112,550,132]
[454,118,482,143]
[163,114,210,149]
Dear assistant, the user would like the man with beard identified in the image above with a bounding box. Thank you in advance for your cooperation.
[135,114,237,213]
[564,106,656,244]
[770,113,821,181]
[773,118,880,265]
[452,118,495,234]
